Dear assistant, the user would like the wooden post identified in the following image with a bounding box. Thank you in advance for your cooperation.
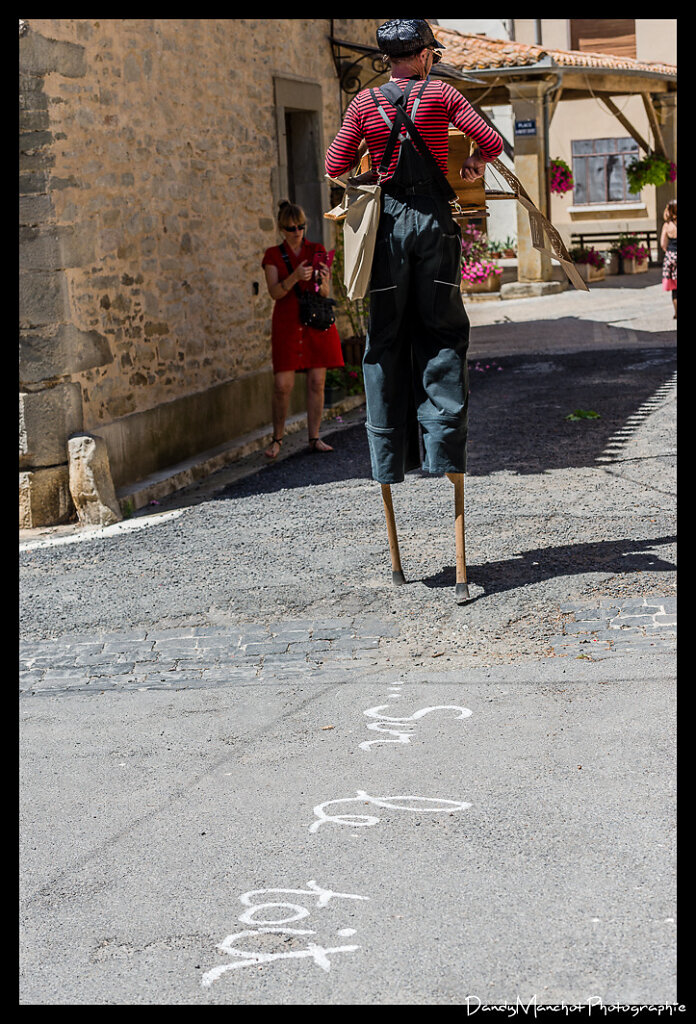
[599,96,651,153]
[446,472,470,603]
[381,484,406,585]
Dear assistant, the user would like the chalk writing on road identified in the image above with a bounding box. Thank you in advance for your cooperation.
[359,702,473,750]
[201,880,369,986]
[309,790,472,833]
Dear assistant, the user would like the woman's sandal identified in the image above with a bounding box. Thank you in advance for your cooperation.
[308,437,333,453]
[264,436,283,459]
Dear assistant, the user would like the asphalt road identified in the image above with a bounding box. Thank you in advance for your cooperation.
[19,275,677,1005]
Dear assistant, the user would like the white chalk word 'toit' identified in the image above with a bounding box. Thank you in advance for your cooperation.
[201,881,369,987]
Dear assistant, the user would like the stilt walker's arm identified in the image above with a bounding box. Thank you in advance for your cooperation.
[446,473,470,603]
[381,484,406,585]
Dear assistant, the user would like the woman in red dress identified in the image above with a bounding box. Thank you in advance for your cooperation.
[261,201,344,458]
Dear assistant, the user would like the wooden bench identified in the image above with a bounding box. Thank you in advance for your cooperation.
[570,229,659,265]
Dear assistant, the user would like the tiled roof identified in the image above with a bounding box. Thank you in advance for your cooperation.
[432,25,676,78]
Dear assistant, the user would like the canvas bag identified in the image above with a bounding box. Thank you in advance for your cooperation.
[325,175,382,301]
[324,83,415,301]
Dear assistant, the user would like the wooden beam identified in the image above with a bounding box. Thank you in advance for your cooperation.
[599,95,651,152]
[547,85,563,124]
[642,92,668,158]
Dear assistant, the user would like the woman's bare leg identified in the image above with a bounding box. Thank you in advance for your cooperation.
[306,367,333,451]
[264,371,295,457]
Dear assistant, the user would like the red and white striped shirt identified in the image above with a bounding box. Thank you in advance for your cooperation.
[325,76,504,181]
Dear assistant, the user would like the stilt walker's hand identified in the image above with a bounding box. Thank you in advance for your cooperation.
[460,150,486,181]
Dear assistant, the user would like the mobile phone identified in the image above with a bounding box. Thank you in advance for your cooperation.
[312,249,335,272]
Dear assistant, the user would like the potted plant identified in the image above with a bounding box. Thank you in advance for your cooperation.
[324,368,346,406]
[461,225,503,293]
[502,235,516,258]
[611,234,650,274]
[569,246,606,282]
[625,151,676,194]
[461,259,503,292]
[487,238,503,258]
[549,158,574,195]
[324,364,364,406]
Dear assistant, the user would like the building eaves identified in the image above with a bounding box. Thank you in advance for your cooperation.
[431,25,676,80]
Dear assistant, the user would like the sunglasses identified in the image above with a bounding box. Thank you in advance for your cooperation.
[283,224,306,232]
[430,49,442,65]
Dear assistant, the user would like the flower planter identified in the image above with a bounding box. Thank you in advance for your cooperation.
[574,263,605,283]
[622,257,648,274]
[324,386,347,406]
[461,273,501,294]
[503,249,516,258]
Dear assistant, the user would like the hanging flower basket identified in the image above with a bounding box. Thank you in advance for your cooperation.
[626,152,676,193]
[549,158,574,195]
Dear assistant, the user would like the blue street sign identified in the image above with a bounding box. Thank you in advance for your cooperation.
[514,119,537,136]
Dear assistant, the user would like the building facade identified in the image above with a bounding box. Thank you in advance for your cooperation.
[512,19,676,245]
[19,18,383,527]
[437,19,676,249]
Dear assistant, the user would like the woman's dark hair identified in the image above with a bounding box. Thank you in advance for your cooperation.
[664,199,677,223]
[277,199,306,231]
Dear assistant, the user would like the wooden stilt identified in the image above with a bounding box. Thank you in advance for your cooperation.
[446,472,470,603]
[380,483,406,585]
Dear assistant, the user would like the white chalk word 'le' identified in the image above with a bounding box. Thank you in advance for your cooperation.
[201,880,369,987]
[310,790,472,833]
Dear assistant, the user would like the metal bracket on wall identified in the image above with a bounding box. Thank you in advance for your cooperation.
[329,38,389,118]
[328,35,488,119]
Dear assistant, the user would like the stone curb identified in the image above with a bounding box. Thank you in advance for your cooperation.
[20,596,677,695]
[550,596,676,659]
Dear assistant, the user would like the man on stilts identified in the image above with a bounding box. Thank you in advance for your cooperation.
[325,19,504,602]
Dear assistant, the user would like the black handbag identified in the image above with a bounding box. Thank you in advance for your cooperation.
[279,245,336,331]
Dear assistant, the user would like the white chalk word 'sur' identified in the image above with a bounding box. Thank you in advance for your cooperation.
[359,702,473,750]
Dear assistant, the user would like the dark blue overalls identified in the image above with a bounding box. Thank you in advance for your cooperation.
[363,78,470,485]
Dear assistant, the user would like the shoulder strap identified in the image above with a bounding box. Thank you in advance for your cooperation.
[376,78,457,201]
[278,244,302,298]
[369,86,407,179]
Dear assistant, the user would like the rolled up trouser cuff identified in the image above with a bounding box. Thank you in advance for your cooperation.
[366,422,409,484]
[366,415,467,483]
[420,414,467,476]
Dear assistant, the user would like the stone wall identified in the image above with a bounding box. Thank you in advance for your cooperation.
[19,18,382,526]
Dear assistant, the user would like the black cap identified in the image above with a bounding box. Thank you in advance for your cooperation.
[376,19,445,57]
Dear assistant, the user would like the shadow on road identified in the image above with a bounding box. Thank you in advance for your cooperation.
[219,341,675,500]
[418,535,677,603]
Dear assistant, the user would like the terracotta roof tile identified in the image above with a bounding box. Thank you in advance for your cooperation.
[432,25,676,78]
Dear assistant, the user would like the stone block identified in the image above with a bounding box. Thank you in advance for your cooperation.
[500,281,566,300]
[67,433,123,527]
[19,28,87,78]
[19,466,74,528]
[20,383,83,468]
[19,270,69,326]
[20,324,113,384]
